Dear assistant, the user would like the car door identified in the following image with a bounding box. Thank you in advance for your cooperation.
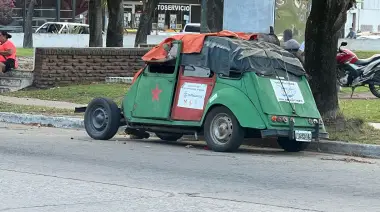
[132,61,180,120]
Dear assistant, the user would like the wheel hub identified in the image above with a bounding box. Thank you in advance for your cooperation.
[92,107,109,130]
[211,114,233,144]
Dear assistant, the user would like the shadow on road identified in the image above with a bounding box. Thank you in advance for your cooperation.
[100,136,313,158]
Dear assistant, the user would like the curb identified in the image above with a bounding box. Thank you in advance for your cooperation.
[307,140,380,159]
[0,112,379,158]
[0,112,84,129]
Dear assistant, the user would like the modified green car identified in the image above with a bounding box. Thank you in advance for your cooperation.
[76,35,328,153]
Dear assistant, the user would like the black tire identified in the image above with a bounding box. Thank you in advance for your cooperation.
[84,97,121,140]
[155,133,183,141]
[203,106,244,152]
[277,137,310,152]
[369,84,380,98]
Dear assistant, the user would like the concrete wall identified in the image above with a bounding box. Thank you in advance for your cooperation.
[338,38,380,51]
[10,33,170,48]
[345,1,380,33]
[33,48,149,88]
[358,9,380,32]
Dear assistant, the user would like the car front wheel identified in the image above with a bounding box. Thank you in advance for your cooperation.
[84,98,121,140]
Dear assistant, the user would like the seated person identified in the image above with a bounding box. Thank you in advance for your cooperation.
[282,29,300,51]
[0,31,17,73]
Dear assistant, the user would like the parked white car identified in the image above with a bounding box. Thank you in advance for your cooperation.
[181,23,200,34]
[35,22,90,34]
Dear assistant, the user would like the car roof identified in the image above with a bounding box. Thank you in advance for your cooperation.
[43,22,89,26]
[185,23,200,26]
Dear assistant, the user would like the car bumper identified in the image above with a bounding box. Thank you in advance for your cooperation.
[261,122,328,140]
[261,129,329,139]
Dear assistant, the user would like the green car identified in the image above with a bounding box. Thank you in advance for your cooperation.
[77,35,328,153]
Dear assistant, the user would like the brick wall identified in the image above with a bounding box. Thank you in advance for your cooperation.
[33,48,150,88]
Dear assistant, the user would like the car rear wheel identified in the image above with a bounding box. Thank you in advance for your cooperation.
[204,106,244,152]
[277,137,310,152]
[84,98,121,140]
[155,133,183,141]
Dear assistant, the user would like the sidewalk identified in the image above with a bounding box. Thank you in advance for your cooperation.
[0,95,84,110]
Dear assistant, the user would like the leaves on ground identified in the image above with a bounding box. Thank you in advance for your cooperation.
[320,157,375,164]
[326,116,380,145]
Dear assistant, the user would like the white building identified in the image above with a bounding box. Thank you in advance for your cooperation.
[345,0,380,34]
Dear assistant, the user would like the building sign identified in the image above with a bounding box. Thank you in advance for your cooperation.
[223,0,275,34]
[157,4,191,11]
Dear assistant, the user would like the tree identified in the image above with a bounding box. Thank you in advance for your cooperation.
[88,0,103,47]
[200,0,224,33]
[304,0,356,120]
[0,0,15,25]
[106,0,123,47]
[23,0,35,48]
[134,0,159,47]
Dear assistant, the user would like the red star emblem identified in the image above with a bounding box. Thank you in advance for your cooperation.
[152,84,162,101]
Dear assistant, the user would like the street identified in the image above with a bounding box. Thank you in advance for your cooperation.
[0,123,380,212]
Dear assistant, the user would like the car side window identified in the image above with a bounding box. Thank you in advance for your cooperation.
[37,24,49,33]
[148,62,176,74]
[183,66,211,78]
[61,25,69,34]
[83,26,90,34]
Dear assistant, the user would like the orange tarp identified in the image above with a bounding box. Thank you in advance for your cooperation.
[141,30,258,62]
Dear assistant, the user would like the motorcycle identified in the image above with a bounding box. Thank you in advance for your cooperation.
[336,41,380,98]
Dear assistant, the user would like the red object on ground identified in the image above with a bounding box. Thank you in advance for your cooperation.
[170,69,216,121]
[142,30,258,62]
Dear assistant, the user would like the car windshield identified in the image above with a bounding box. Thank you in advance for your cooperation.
[184,25,200,33]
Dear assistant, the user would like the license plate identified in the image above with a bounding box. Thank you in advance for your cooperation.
[295,130,312,142]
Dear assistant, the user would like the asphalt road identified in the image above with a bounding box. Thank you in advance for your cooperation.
[1,123,380,212]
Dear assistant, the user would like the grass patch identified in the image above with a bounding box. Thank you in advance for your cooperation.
[0,102,78,116]
[4,83,129,105]
[339,99,380,122]
[340,86,369,94]
[326,117,380,145]
[17,48,34,57]
[355,51,380,59]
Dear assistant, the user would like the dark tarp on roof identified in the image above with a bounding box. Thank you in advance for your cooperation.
[180,36,306,77]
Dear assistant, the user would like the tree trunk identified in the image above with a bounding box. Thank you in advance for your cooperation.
[200,0,224,33]
[23,0,35,48]
[305,0,355,120]
[88,0,103,47]
[0,0,14,25]
[134,0,159,47]
[106,0,123,47]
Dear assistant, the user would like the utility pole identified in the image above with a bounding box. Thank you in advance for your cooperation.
[23,0,26,32]
[72,0,76,22]
[56,0,61,21]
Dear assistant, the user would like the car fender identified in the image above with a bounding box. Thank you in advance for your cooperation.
[201,87,267,129]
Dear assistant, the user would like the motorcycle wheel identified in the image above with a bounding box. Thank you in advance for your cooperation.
[369,84,380,98]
